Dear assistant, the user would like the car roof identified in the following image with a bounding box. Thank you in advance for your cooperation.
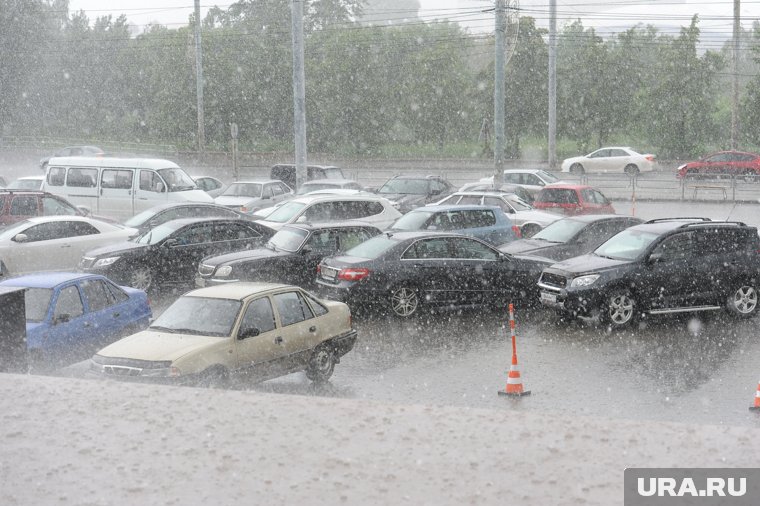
[448,191,517,198]
[0,272,104,289]
[302,179,357,185]
[22,215,98,224]
[382,230,488,242]
[388,174,446,180]
[48,156,180,168]
[144,202,231,213]
[185,281,294,300]
[411,204,503,212]
[503,169,546,174]
[288,194,388,204]
[157,217,248,229]
[625,218,743,235]
[226,179,282,185]
[15,176,44,181]
[271,164,340,169]
[561,214,635,223]
[540,184,593,190]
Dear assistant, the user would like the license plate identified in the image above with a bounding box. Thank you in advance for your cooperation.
[195,277,206,288]
[321,266,339,281]
[540,291,558,304]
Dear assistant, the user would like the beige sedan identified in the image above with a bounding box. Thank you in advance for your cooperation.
[90,282,357,386]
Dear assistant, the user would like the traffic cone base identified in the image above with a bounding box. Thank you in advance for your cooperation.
[498,389,531,397]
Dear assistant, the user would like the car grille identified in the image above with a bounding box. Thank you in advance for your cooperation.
[102,365,142,376]
[91,356,168,376]
[79,256,96,270]
[540,272,567,289]
[198,263,215,276]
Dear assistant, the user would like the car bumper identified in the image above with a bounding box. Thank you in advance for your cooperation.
[537,283,604,316]
[328,329,358,358]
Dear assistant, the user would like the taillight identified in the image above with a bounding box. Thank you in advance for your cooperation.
[337,268,371,281]
[645,155,655,162]
[512,225,522,238]
[316,264,321,274]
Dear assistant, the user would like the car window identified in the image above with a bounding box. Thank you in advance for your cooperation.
[484,196,511,212]
[262,185,274,198]
[22,287,53,322]
[449,237,499,260]
[589,149,609,158]
[101,169,134,190]
[303,202,336,221]
[338,228,375,251]
[609,149,628,157]
[47,167,66,186]
[81,278,117,312]
[10,196,38,216]
[239,297,276,334]
[539,189,578,204]
[301,292,329,316]
[402,238,450,259]
[105,281,129,302]
[66,168,97,188]
[266,201,307,223]
[70,221,99,236]
[272,184,284,196]
[273,291,314,326]
[464,209,496,228]
[42,196,79,216]
[306,230,339,252]
[174,223,215,245]
[524,174,542,185]
[457,196,482,205]
[54,285,84,320]
[652,232,696,261]
[19,221,77,242]
[214,222,261,242]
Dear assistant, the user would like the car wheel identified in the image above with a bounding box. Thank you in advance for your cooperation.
[305,346,336,384]
[129,267,153,292]
[602,290,636,328]
[726,285,759,318]
[742,170,755,183]
[521,223,541,238]
[198,366,229,388]
[570,163,584,175]
[624,164,639,176]
[390,285,420,318]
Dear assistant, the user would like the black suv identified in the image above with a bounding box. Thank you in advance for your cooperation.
[537,218,760,328]
[376,174,454,213]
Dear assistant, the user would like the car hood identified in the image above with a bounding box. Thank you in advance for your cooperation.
[546,253,631,275]
[85,240,149,259]
[202,247,286,267]
[97,329,224,363]
[214,196,259,207]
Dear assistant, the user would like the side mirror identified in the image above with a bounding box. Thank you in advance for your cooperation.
[238,327,260,339]
[300,244,313,255]
[13,233,28,243]
[163,238,178,248]
[54,313,71,324]
[648,252,664,264]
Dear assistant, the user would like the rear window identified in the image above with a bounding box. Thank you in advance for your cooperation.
[344,235,398,259]
[538,189,579,204]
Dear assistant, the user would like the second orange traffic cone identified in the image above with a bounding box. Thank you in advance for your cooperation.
[750,380,760,411]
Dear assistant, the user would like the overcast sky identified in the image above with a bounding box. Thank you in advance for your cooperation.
[66,0,755,40]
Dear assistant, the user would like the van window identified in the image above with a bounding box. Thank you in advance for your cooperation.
[101,169,134,190]
[139,170,165,192]
[47,167,66,186]
[66,168,97,188]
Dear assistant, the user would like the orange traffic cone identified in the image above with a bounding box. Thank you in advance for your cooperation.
[750,380,760,411]
[498,303,531,397]
[499,354,531,397]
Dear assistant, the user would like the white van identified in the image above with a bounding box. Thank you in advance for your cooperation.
[42,157,213,221]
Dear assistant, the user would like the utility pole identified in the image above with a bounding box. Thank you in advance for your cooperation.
[193,0,205,152]
[494,0,505,185]
[731,0,740,150]
[291,0,307,192]
[548,0,557,170]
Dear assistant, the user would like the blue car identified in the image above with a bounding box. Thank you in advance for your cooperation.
[389,205,518,245]
[0,272,151,369]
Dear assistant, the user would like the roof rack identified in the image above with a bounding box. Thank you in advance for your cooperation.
[679,220,748,229]
[644,217,712,224]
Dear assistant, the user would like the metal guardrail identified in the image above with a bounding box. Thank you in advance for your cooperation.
[0,136,178,157]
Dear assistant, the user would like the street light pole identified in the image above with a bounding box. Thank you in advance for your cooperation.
[291,0,307,193]
[494,0,506,185]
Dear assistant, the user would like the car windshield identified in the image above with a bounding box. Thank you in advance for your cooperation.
[269,227,309,252]
[322,168,344,179]
[532,218,588,243]
[390,211,433,231]
[593,228,659,260]
[133,222,177,245]
[344,235,398,259]
[538,170,560,183]
[16,287,53,322]
[378,179,429,195]
[264,201,307,223]
[157,168,197,192]
[150,296,242,337]
[124,208,158,228]
[222,183,262,197]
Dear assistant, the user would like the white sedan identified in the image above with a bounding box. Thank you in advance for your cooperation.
[560,147,656,175]
[0,216,136,276]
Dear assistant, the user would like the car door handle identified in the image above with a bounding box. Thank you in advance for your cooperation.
[112,312,120,318]
[83,321,91,327]
[274,336,283,344]
[138,197,148,200]
[60,244,71,248]
[309,326,317,332]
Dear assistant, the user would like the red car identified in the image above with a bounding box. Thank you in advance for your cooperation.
[676,150,760,179]
[533,184,615,216]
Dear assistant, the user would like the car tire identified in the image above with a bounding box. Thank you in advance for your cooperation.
[198,366,229,388]
[624,164,639,176]
[521,223,541,238]
[570,163,584,175]
[741,170,755,183]
[305,345,336,384]
[726,284,759,318]
[602,290,636,329]
[389,285,420,318]
[129,267,153,292]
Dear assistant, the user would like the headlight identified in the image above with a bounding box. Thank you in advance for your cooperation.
[216,265,232,277]
[676,164,686,171]
[140,365,181,377]
[570,274,599,288]
[94,256,120,267]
